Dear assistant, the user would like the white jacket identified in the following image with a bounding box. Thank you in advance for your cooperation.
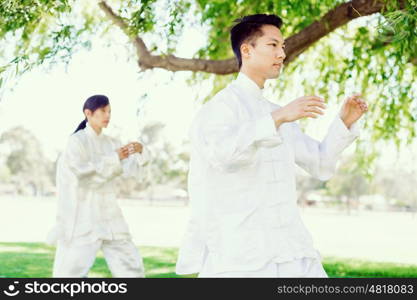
[176,73,360,274]
[47,123,148,245]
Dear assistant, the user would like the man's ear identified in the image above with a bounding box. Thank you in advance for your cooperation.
[240,43,251,59]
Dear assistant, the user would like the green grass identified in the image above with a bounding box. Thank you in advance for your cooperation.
[0,242,416,278]
[323,257,417,278]
[0,242,192,278]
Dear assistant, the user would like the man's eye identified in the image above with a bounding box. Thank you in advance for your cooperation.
[269,43,276,47]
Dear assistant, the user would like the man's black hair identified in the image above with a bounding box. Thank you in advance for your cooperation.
[230,14,283,68]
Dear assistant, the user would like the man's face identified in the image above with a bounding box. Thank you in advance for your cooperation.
[241,25,286,79]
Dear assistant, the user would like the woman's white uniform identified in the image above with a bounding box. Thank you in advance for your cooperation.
[47,122,148,277]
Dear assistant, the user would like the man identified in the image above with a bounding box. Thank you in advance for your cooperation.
[176,14,368,277]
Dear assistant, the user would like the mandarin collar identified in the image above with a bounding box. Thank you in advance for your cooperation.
[85,122,103,138]
[234,72,264,99]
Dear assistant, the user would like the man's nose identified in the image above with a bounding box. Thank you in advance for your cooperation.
[277,48,286,60]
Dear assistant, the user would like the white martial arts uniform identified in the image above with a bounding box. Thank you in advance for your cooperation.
[176,73,360,277]
[47,122,148,278]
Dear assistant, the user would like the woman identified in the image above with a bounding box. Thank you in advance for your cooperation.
[47,95,148,277]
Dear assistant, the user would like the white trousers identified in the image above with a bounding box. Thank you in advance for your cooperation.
[52,239,145,278]
[198,252,328,278]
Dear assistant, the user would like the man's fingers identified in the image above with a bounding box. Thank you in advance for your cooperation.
[355,98,368,111]
[361,102,369,111]
[301,110,320,118]
[304,112,319,119]
[354,97,365,104]
[358,98,367,106]
[303,96,325,102]
[349,94,363,103]
[306,100,327,109]
[305,107,325,115]
[357,98,366,106]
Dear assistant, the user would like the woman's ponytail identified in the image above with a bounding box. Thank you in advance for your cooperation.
[73,119,87,134]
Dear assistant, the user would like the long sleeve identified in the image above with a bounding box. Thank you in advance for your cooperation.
[293,115,360,181]
[121,146,150,180]
[47,154,77,245]
[190,96,279,173]
[65,135,123,187]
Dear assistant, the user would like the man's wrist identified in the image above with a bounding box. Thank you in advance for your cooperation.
[271,109,287,128]
[340,115,353,129]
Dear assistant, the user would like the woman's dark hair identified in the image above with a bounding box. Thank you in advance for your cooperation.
[73,95,110,134]
[230,14,283,69]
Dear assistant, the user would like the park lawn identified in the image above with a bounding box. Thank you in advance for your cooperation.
[0,242,416,278]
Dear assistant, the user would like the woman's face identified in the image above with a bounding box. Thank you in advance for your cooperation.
[85,104,111,129]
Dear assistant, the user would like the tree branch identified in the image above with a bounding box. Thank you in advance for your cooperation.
[98,0,400,74]
[97,1,152,64]
[284,0,386,64]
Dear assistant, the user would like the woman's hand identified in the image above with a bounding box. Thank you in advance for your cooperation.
[126,142,143,154]
[117,146,130,160]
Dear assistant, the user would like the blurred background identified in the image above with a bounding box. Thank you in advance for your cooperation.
[0,0,416,277]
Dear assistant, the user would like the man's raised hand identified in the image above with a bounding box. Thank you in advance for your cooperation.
[271,95,327,127]
[340,93,368,129]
